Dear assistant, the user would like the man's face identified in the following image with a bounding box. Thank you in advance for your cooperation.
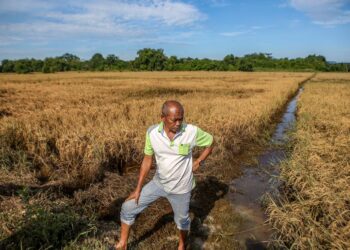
[162,107,184,133]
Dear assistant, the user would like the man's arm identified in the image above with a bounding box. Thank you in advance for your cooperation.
[193,143,213,172]
[125,155,153,204]
[193,127,214,172]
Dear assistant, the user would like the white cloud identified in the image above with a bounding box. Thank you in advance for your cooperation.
[0,36,24,46]
[289,0,350,26]
[0,0,54,12]
[220,31,248,37]
[0,0,204,26]
[0,21,139,39]
[128,31,197,45]
[79,0,204,26]
[220,25,268,37]
[0,0,204,42]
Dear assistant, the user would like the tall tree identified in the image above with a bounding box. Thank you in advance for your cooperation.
[14,59,33,73]
[133,48,167,71]
[165,56,179,71]
[223,54,236,65]
[59,53,81,70]
[89,53,105,71]
[1,59,15,72]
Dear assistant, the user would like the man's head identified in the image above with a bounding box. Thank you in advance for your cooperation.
[161,100,184,133]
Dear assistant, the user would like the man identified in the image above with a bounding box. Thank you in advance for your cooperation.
[115,100,214,250]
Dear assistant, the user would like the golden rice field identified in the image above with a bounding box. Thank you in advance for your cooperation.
[268,73,350,249]
[0,71,317,249]
[0,72,311,186]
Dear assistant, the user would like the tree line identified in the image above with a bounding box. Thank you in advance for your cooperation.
[1,49,349,73]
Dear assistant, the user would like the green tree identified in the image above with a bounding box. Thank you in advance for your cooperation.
[89,53,105,71]
[3,50,347,73]
[30,59,44,72]
[105,54,118,69]
[60,53,80,62]
[238,60,254,72]
[1,59,15,72]
[42,58,65,73]
[59,53,81,71]
[14,59,33,73]
[165,56,179,71]
[133,48,167,71]
[223,54,236,66]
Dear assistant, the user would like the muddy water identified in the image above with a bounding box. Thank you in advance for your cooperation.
[228,87,303,249]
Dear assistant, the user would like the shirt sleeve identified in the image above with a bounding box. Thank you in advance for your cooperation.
[195,127,213,147]
[144,131,154,156]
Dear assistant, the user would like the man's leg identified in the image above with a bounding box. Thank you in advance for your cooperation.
[115,223,131,250]
[178,230,188,250]
[167,191,191,250]
[115,181,165,249]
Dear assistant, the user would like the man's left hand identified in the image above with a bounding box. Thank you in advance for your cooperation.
[192,159,200,172]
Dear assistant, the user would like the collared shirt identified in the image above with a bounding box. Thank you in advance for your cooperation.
[144,122,213,194]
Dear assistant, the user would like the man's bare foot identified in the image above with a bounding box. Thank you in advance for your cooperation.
[178,243,185,250]
[114,241,126,250]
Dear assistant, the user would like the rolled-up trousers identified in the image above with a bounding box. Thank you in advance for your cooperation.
[120,180,191,230]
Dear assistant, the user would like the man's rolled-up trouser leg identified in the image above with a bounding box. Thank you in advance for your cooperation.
[167,191,191,231]
[120,180,165,225]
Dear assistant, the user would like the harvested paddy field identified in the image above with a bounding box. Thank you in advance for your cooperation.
[1,71,315,249]
[268,73,350,249]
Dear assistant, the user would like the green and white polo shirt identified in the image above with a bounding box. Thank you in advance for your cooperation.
[144,121,213,194]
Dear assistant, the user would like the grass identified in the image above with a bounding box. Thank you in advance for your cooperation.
[267,73,350,249]
[1,205,96,250]
[0,71,314,248]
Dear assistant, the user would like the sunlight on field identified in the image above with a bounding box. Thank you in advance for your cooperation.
[0,72,309,186]
[0,71,312,249]
[268,73,350,249]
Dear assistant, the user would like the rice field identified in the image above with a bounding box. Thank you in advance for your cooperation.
[268,73,350,249]
[0,71,317,249]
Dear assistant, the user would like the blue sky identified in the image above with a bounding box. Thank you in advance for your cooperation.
[0,0,349,62]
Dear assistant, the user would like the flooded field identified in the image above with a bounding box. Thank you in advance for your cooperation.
[0,71,332,249]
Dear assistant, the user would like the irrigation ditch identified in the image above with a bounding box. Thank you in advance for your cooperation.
[227,73,316,249]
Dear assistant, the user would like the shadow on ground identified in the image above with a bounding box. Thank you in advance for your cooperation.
[0,206,95,250]
[106,176,229,249]
[0,175,229,249]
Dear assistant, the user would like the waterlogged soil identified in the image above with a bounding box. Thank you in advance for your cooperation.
[0,83,309,249]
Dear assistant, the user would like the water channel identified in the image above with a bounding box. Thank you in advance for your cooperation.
[229,87,304,249]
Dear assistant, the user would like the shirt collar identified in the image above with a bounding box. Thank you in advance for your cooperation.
[158,121,187,133]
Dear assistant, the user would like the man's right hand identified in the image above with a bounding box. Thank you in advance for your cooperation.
[126,155,152,206]
[126,189,141,205]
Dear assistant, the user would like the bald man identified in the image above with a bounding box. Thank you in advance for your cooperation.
[115,100,214,250]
